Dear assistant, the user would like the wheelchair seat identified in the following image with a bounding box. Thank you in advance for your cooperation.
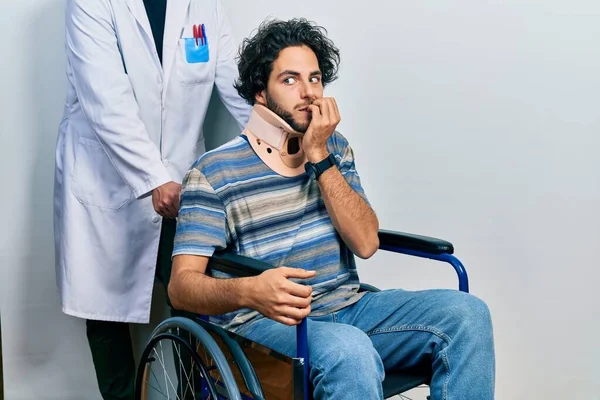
[382,371,429,398]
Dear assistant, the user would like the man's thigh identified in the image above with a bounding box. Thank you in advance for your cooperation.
[241,315,378,366]
[240,289,472,359]
[337,288,487,370]
[240,317,299,358]
[241,315,386,399]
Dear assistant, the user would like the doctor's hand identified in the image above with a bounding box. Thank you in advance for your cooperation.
[304,97,341,163]
[244,267,316,326]
[152,181,181,219]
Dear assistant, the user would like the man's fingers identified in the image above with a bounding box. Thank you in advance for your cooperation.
[285,281,313,298]
[279,267,316,279]
[309,98,340,127]
[308,104,322,121]
[274,305,309,320]
[319,98,333,123]
[330,97,341,122]
[281,293,312,308]
[324,98,339,124]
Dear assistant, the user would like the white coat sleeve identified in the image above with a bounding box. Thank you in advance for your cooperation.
[65,0,171,198]
[213,0,252,129]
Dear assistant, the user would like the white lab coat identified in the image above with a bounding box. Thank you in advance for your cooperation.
[53,0,251,323]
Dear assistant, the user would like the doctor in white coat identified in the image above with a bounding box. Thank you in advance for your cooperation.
[53,0,250,397]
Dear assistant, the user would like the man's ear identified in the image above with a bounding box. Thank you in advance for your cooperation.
[255,90,267,106]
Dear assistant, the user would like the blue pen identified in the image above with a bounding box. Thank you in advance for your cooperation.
[201,23,207,45]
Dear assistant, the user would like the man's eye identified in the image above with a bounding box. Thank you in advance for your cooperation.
[310,76,321,83]
[284,77,296,84]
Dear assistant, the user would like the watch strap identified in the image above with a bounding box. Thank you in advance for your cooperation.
[305,153,336,180]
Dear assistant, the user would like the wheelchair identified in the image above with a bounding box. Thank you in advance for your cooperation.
[135,229,469,400]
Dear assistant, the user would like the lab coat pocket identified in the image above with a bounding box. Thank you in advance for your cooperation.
[183,38,209,63]
[177,38,214,86]
[71,137,133,210]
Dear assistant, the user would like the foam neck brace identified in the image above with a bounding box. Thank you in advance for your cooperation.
[244,104,307,177]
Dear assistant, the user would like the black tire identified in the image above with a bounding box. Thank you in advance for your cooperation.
[135,316,242,400]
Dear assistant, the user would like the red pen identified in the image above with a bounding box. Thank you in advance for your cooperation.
[198,24,204,45]
[193,24,198,46]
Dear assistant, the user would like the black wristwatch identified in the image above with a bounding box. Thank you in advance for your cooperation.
[305,153,336,180]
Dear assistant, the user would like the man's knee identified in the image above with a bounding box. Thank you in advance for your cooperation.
[441,291,493,345]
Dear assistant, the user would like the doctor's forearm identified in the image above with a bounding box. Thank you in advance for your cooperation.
[318,166,379,259]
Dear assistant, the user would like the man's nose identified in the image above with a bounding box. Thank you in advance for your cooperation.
[301,82,315,100]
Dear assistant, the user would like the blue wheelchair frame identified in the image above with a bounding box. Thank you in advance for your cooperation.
[199,229,470,400]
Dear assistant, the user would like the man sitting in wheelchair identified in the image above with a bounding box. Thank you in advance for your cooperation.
[167,17,495,400]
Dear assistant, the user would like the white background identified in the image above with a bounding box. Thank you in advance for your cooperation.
[1,0,599,399]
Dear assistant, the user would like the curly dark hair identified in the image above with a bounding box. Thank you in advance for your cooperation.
[234,18,341,105]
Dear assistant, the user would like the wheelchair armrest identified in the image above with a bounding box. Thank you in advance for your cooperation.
[378,229,454,255]
[378,229,469,293]
[207,252,275,277]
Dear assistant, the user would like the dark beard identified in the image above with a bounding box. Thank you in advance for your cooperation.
[265,92,310,133]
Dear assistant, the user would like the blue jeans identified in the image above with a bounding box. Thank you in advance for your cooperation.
[242,289,495,400]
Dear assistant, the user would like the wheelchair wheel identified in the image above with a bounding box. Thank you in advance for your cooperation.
[135,316,242,400]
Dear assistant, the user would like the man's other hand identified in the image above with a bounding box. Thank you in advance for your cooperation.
[304,97,341,162]
[246,267,316,326]
[152,181,182,218]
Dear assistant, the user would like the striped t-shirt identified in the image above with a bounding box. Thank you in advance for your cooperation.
[173,131,370,332]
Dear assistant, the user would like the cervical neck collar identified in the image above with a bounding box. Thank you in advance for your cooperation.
[244,104,307,177]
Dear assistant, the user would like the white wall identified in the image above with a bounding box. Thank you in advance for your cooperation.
[1,0,599,399]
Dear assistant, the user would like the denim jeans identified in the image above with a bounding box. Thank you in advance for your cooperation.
[242,288,495,400]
